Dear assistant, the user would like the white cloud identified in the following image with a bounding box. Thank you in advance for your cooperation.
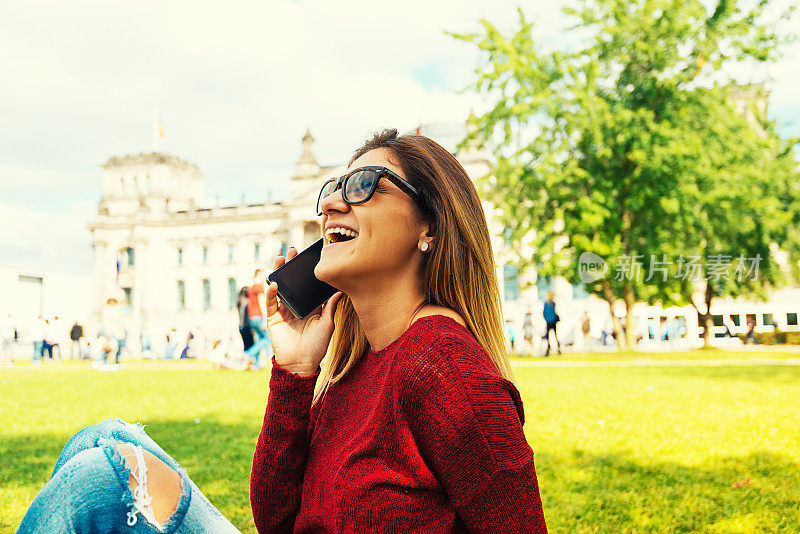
[0,200,94,275]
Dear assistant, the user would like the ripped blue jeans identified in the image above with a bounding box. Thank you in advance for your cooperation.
[17,418,241,533]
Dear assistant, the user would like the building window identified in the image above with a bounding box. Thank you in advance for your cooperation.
[178,248,183,266]
[788,313,798,326]
[228,244,234,263]
[730,314,741,327]
[254,243,261,261]
[177,281,185,312]
[202,246,209,264]
[202,279,211,311]
[763,313,774,326]
[696,312,704,327]
[122,287,132,306]
[125,247,135,267]
[228,278,237,310]
[712,314,724,327]
[503,263,520,302]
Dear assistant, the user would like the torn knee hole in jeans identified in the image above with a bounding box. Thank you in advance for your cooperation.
[104,442,182,531]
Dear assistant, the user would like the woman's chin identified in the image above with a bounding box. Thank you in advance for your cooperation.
[316,262,356,295]
[314,261,340,286]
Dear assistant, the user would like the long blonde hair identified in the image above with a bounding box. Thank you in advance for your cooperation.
[314,129,513,402]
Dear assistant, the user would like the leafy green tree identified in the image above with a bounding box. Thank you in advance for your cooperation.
[454,0,800,348]
[680,85,800,345]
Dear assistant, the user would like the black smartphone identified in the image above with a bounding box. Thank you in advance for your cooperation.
[267,238,337,319]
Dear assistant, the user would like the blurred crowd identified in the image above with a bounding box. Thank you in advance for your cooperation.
[502,292,692,357]
[0,270,275,371]
[0,312,260,372]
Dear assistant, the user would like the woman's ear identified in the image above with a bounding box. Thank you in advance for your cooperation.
[417,226,435,252]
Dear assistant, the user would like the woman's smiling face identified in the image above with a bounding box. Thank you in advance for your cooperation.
[314,148,429,292]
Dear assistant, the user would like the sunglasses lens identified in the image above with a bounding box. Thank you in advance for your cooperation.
[344,170,379,204]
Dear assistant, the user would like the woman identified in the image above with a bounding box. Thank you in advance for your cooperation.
[17,130,547,533]
[252,130,546,532]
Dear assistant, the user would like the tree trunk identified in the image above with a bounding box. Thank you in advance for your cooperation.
[701,281,714,348]
[692,280,715,348]
[623,281,636,349]
[602,280,628,350]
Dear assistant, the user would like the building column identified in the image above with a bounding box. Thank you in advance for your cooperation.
[131,237,148,351]
[91,240,109,321]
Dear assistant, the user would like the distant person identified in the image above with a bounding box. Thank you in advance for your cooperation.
[601,318,614,346]
[245,269,271,368]
[209,339,248,371]
[164,331,177,359]
[140,329,156,359]
[633,319,645,345]
[30,315,46,362]
[1,313,15,365]
[504,319,516,351]
[98,334,115,364]
[744,317,757,344]
[79,334,92,360]
[51,315,66,360]
[69,322,84,359]
[207,339,225,366]
[722,319,735,338]
[522,311,534,354]
[237,286,255,352]
[179,332,195,359]
[42,318,57,362]
[580,311,591,350]
[542,291,561,356]
[113,326,128,364]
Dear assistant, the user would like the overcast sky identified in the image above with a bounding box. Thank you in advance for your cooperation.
[1,0,797,275]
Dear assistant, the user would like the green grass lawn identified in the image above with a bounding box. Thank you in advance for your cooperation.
[1,360,798,533]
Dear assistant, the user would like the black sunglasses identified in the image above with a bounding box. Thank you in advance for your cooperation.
[316,166,426,216]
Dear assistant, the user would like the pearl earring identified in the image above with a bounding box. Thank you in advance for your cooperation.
[419,242,429,252]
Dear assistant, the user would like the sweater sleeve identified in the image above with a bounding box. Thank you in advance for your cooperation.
[398,337,548,534]
[250,356,322,534]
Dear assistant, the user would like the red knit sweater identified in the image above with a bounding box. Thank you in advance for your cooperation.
[250,315,547,533]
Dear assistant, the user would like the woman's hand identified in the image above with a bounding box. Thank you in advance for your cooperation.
[265,247,343,376]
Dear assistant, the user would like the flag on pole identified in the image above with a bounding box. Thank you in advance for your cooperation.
[153,111,166,152]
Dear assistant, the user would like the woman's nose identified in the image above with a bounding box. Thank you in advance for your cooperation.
[319,187,349,214]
